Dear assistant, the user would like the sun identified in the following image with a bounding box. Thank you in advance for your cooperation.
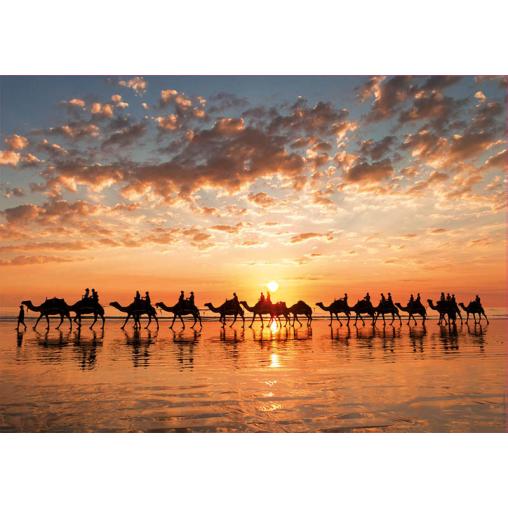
[267,280,279,292]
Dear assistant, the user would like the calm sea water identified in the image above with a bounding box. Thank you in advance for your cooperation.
[0,319,505,432]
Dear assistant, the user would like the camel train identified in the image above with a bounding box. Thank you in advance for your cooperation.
[19,290,488,331]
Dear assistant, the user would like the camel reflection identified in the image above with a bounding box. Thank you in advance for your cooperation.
[172,331,199,370]
[73,327,103,370]
[123,328,156,368]
[330,324,351,342]
[409,324,427,353]
[436,323,459,351]
[16,330,24,347]
[219,328,245,342]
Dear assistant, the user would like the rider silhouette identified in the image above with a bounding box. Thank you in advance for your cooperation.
[416,293,421,303]
[135,290,141,302]
[188,291,195,306]
[381,293,386,303]
[344,293,348,304]
[91,288,98,302]
[178,291,185,305]
[259,292,265,304]
[440,292,446,302]
[387,292,393,303]
[266,291,272,304]
[144,291,151,305]
[364,292,371,302]
[83,288,90,300]
[233,292,239,304]
[409,294,414,303]
[475,294,481,304]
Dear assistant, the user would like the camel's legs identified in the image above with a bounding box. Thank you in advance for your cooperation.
[336,314,342,327]
[56,314,64,330]
[230,313,237,327]
[191,313,197,329]
[260,315,264,328]
[121,314,130,329]
[169,313,177,329]
[101,314,105,328]
[179,314,185,329]
[90,314,98,329]
[34,314,43,330]
[295,314,302,327]
[482,311,489,324]
[328,313,333,326]
[241,315,245,328]
[249,314,256,328]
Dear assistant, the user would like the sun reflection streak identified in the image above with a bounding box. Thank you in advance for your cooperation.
[270,320,279,333]
[270,353,280,368]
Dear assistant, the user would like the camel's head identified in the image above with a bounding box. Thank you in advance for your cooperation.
[109,301,120,307]
[21,300,31,306]
[155,302,164,308]
[204,302,212,307]
[316,302,323,307]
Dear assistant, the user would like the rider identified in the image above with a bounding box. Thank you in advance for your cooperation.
[387,292,393,304]
[409,293,414,304]
[266,291,272,304]
[178,291,185,305]
[440,292,446,302]
[144,291,151,305]
[446,293,451,302]
[188,291,195,306]
[380,293,386,304]
[343,293,348,305]
[415,293,421,303]
[364,292,371,303]
[232,292,239,304]
[475,294,481,304]
[91,288,98,302]
[259,292,265,304]
[83,288,90,300]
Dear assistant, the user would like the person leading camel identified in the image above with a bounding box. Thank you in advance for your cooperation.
[16,304,26,331]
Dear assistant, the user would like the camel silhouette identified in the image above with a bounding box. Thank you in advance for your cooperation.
[395,299,426,325]
[239,300,284,328]
[427,299,457,325]
[110,300,159,330]
[315,299,350,326]
[287,300,313,327]
[459,301,489,324]
[373,299,402,325]
[156,301,202,329]
[22,298,73,330]
[70,299,105,329]
[347,299,376,326]
[205,299,245,327]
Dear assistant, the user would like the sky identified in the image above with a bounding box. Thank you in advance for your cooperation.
[0,76,506,309]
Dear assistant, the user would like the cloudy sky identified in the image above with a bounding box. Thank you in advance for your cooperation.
[0,76,506,308]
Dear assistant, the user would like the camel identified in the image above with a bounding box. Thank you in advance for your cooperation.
[239,300,283,328]
[287,300,313,326]
[204,299,245,327]
[70,299,105,329]
[373,300,402,325]
[316,299,351,326]
[395,300,426,325]
[22,298,73,330]
[110,300,159,329]
[459,301,489,324]
[427,299,457,325]
[156,301,202,329]
[347,299,376,326]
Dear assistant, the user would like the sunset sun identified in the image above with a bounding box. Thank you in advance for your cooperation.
[267,281,279,293]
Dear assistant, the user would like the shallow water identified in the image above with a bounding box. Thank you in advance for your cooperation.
[0,318,506,432]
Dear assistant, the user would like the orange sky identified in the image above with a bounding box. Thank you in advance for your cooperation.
[0,76,506,309]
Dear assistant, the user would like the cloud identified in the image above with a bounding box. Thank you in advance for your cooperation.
[66,98,86,108]
[4,134,29,151]
[91,102,114,118]
[102,122,146,148]
[0,150,20,166]
[50,122,101,139]
[343,159,394,183]
[358,76,414,122]
[118,77,147,95]
[0,255,76,266]
[482,149,506,170]
[359,136,395,160]
[248,192,276,207]
[289,231,333,243]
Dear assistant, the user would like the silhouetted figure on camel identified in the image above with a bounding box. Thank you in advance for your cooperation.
[459,295,489,324]
[156,292,202,329]
[239,298,288,328]
[315,298,351,326]
[71,289,105,329]
[427,296,457,325]
[373,294,402,325]
[16,304,26,331]
[347,298,376,326]
[110,297,159,330]
[22,297,73,331]
[205,293,245,327]
[395,294,427,324]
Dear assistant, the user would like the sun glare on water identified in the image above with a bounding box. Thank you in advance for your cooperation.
[267,281,279,292]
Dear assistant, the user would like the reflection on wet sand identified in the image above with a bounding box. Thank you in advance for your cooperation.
[0,319,504,432]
